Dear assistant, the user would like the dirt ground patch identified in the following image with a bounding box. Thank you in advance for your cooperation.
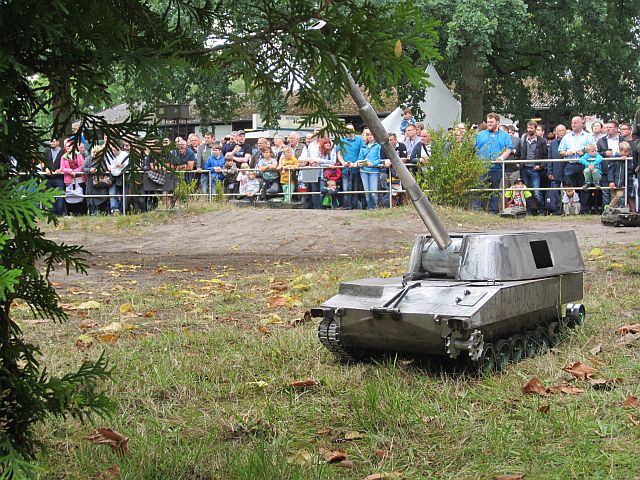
[46,207,640,286]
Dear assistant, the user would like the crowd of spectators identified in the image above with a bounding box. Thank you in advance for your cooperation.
[38,109,639,216]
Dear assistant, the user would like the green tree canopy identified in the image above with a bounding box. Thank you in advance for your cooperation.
[423,0,640,124]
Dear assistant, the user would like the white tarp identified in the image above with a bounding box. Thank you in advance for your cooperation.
[382,65,461,136]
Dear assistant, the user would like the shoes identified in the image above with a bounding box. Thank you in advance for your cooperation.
[111,209,120,215]
[582,184,589,190]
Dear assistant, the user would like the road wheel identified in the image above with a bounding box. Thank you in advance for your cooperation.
[509,335,525,363]
[494,339,511,370]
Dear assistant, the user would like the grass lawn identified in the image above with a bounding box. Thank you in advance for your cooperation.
[16,207,640,479]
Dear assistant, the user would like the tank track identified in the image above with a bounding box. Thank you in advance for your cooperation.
[476,304,586,373]
[318,315,359,363]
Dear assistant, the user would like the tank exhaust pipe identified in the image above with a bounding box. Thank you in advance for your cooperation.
[344,72,451,250]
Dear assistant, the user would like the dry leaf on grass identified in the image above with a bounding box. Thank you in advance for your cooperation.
[142,310,155,318]
[288,311,312,328]
[257,325,271,336]
[267,295,286,308]
[84,428,129,456]
[75,335,93,350]
[547,382,584,395]
[624,395,639,409]
[538,405,550,414]
[324,449,347,463]
[79,321,99,329]
[615,324,640,335]
[287,449,312,465]
[119,303,134,315]
[290,378,319,388]
[375,449,390,459]
[96,465,120,479]
[628,414,640,427]
[562,361,597,380]
[317,428,332,435]
[338,460,355,469]
[589,377,623,390]
[97,334,120,343]
[77,300,101,310]
[344,431,364,440]
[269,281,288,292]
[364,472,403,480]
[616,333,640,346]
[260,313,284,325]
[589,343,603,355]
[495,475,525,480]
[247,380,269,388]
[522,378,549,396]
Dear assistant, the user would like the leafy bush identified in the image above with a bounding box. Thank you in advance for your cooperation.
[173,176,199,206]
[0,172,112,477]
[416,129,489,208]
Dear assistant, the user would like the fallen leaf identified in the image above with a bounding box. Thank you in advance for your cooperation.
[548,382,584,395]
[375,449,390,459]
[231,245,238,251]
[344,431,364,440]
[96,465,120,479]
[84,428,129,456]
[97,334,120,343]
[589,247,603,257]
[288,311,312,327]
[100,322,124,333]
[495,475,525,480]
[324,449,347,463]
[77,300,101,310]
[142,310,155,318]
[589,377,623,390]
[75,334,94,350]
[316,428,332,436]
[338,460,355,469]
[589,343,603,356]
[624,395,639,409]
[538,405,550,414]
[247,380,269,388]
[79,321,99,329]
[268,295,286,308]
[615,324,640,335]
[257,325,271,336]
[119,303,134,315]
[379,271,392,278]
[290,378,319,388]
[364,473,403,480]
[609,262,624,269]
[260,313,284,325]
[269,281,288,291]
[628,414,640,427]
[522,378,549,396]
[562,361,597,380]
[288,449,312,465]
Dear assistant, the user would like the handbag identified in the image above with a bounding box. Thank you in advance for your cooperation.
[147,170,166,185]
[93,174,113,189]
[65,179,84,204]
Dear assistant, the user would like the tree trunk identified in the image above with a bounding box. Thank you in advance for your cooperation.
[50,79,73,137]
[460,46,484,124]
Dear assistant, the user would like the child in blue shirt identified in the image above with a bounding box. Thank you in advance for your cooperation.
[399,108,416,136]
[578,143,603,189]
[204,145,225,188]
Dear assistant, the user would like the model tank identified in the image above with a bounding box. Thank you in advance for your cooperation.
[313,70,586,372]
[601,207,640,227]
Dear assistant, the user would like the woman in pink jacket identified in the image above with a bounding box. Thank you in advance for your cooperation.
[59,139,87,215]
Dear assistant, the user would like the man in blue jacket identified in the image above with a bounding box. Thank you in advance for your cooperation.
[336,124,364,209]
[474,113,513,214]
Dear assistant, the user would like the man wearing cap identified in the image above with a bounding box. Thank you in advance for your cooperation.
[231,130,251,168]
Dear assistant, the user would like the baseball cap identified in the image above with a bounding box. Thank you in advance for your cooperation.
[237,130,246,135]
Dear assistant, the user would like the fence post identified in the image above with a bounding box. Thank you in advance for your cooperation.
[122,171,127,215]
[388,165,393,208]
[501,160,506,211]
[624,156,628,208]
[208,170,212,203]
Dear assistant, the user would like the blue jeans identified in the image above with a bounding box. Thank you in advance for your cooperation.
[47,177,66,216]
[480,170,502,214]
[109,182,123,212]
[341,170,356,209]
[520,166,543,212]
[360,170,379,210]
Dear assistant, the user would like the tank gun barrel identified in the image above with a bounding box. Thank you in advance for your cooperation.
[345,71,451,250]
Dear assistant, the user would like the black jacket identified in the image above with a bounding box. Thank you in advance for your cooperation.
[516,135,548,166]
[43,146,64,178]
[546,138,565,180]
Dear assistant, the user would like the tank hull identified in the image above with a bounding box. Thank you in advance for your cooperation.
[320,273,582,356]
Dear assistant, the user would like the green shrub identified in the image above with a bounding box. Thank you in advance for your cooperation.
[416,128,489,208]
[173,176,199,206]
